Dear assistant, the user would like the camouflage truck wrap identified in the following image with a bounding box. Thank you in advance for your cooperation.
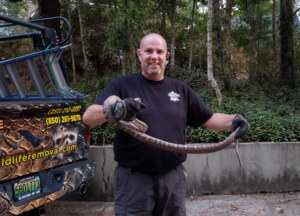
[0,160,95,216]
[0,103,88,182]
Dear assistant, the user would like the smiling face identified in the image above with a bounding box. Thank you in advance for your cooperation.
[137,34,170,81]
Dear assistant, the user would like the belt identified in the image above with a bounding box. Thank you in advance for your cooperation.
[118,164,180,175]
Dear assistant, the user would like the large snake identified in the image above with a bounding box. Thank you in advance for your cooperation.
[103,95,242,171]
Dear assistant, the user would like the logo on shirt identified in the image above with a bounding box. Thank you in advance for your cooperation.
[168,91,180,102]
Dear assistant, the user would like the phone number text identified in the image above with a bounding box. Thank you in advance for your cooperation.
[46,115,82,126]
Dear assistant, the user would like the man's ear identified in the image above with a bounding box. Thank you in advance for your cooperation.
[137,49,142,62]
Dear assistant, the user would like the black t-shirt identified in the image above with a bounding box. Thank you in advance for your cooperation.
[94,73,213,174]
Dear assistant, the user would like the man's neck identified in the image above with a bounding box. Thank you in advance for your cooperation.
[141,71,164,81]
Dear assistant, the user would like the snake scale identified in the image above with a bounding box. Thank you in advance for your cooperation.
[103,95,242,171]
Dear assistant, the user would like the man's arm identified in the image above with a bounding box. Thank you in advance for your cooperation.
[82,104,107,126]
[204,113,250,139]
[203,113,235,131]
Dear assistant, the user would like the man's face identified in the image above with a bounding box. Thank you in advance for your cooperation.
[137,36,169,80]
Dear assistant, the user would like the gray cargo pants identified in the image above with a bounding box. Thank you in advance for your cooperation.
[114,164,187,216]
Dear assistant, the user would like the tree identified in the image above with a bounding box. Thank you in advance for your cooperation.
[68,0,76,82]
[280,0,295,87]
[225,0,236,92]
[170,0,176,70]
[161,0,166,37]
[124,0,137,73]
[213,0,224,82]
[188,0,196,71]
[272,0,277,79]
[207,0,222,106]
[38,0,61,40]
[76,0,88,67]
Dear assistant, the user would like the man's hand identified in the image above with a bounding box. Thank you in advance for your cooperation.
[228,114,250,139]
[112,98,146,122]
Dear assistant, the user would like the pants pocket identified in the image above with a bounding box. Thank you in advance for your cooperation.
[181,164,187,180]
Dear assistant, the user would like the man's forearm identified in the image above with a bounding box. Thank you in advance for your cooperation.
[82,104,107,126]
[203,113,235,131]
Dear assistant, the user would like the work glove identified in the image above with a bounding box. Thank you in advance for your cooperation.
[111,98,146,122]
[228,114,250,139]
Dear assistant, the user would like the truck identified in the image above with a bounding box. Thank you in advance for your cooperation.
[0,14,95,216]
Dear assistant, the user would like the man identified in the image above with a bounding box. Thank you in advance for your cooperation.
[83,33,250,216]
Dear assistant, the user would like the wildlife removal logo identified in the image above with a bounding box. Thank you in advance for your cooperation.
[168,91,180,102]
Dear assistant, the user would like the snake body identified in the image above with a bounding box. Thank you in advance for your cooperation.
[103,95,242,170]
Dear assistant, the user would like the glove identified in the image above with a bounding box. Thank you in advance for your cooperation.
[111,98,146,122]
[228,114,250,139]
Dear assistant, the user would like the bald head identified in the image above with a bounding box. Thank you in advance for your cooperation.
[140,33,167,51]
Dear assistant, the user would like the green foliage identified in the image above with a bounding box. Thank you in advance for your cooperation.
[185,95,300,143]
[165,66,209,93]
[104,1,148,53]
[90,123,115,145]
[0,0,27,19]
[71,70,121,106]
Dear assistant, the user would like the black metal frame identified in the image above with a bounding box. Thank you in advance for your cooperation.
[0,15,72,50]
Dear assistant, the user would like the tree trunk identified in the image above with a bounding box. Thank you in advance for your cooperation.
[170,0,176,70]
[280,0,294,87]
[76,0,90,84]
[162,0,166,36]
[213,0,223,81]
[272,0,277,80]
[128,27,137,73]
[199,35,203,86]
[257,32,263,77]
[123,0,136,73]
[77,0,88,67]
[225,0,235,92]
[76,0,88,66]
[121,51,127,76]
[68,0,76,82]
[38,0,61,41]
[207,0,222,106]
[188,0,196,72]
[199,36,202,71]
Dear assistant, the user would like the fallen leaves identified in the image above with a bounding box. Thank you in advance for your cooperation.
[281,199,292,204]
[230,204,238,211]
[187,196,198,201]
[276,207,284,214]
[257,208,264,211]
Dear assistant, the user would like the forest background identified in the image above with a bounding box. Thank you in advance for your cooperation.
[0,0,300,144]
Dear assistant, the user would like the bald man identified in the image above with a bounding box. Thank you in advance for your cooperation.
[83,33,250,216]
